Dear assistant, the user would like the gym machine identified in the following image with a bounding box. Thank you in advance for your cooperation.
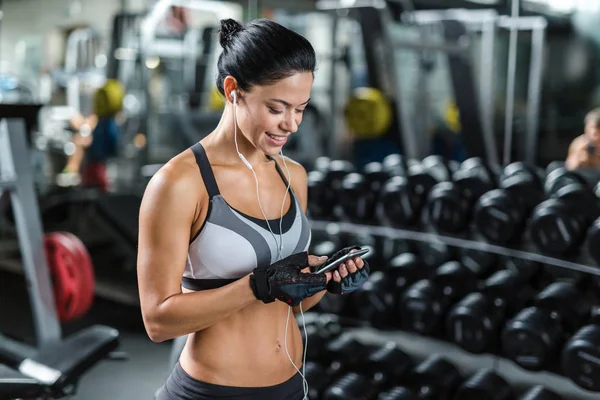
[401,6,547,165]
[0,116,120,399]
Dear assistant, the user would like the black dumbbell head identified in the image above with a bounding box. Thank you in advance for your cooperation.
[529,198,585,256]
[307,170,330,217]
[544,167,587,197]
[364,162,391,193]
[302,323,330,362]
[427,182,470,234]
[314,156,332,173]
[418,241,454,268]
[378,386,419,400]
[421,155,454,183]
[400,280,444,335]
[322,372,376,400]
[587,217,600,266]
[534,282,590,332]
[553,182,600,221]
[561,324,600,392]
[502,307,562,371]
[339,173,370,222]
[446,292,504,354]
[410,355,462,400]
[460,248,497,279]
[325,335,370,368]
[453,369,514,400]
[432,261,479,299]
[453,157,496,202]
[380,176,419,227]
[383,154,409,177]
[364,342,412,386]
[519,386,563,400]
[304,361,333,399]
[502,257,541,285]
[474,189,526,244]
[388,252,429,290]
[353,271,395,327]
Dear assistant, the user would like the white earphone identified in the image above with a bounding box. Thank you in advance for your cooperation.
[231,87,309,398]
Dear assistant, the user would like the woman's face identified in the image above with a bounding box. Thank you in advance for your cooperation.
[235,71,313,156]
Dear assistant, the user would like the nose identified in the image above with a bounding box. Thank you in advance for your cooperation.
[281,110,298,134]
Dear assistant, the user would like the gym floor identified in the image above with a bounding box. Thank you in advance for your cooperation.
[0,270,172,400]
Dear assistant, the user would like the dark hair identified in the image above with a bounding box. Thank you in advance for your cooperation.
[586,107,600,127]
[216,18,316,95]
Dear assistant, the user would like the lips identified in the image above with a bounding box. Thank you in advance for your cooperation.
[265,132,288,145]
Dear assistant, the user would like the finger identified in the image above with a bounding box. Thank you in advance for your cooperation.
[325,271,333,283]
[339,264,348,278]
[308,255,328,267]
[300,267,311,274]
[334,271,341,282]
[354,257,364,269]
[346,259,357,274]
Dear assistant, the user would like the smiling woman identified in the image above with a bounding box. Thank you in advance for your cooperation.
[137,17,369,400]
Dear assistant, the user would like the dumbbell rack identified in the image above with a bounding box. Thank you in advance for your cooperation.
[310,220,600,277]
[309,220,600,399]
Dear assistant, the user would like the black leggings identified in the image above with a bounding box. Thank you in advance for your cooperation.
[155,362,305,400]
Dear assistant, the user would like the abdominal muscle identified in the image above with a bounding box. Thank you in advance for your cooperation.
[178,291,305,387]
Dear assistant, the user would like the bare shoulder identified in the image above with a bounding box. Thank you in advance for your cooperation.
[569,134,586,152]
[272,154,307,185]
[140,150,203,219]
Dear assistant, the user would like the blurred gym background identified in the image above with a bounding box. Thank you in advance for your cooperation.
[3,0,600,399]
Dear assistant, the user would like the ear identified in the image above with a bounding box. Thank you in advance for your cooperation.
[223,76,239,104]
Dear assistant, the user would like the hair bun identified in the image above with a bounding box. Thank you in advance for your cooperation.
[219,19,243,48]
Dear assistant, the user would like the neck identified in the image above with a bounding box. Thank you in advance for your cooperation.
[208,103,271,167]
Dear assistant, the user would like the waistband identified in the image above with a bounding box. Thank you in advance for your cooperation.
[164,362,305,399]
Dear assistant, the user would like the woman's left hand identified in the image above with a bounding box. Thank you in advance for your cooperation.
[331,250,365,283]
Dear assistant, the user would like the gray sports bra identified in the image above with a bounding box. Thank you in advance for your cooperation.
[182,142,312,291]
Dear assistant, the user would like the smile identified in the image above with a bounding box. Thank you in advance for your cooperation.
[266,133,287,143]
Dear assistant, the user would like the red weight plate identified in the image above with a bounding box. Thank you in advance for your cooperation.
[44,232,81,322]
[59,232,95,319]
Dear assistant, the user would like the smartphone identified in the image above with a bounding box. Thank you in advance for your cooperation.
[313,248,370,274]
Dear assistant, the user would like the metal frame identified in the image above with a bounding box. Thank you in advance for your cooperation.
[404,8,547,165]
[0,119,62,350]
[317,0,416,160]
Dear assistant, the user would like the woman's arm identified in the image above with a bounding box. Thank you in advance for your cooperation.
[137,162,257,343]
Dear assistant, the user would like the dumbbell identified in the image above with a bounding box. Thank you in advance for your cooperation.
[446,266,538,354]
[474,163,543,244]
[304,361,334,399]
[459,248,498,279]
[339,163,392,224]
[322,372,379,400]
[378,387,419,400]
[502,281,592,371]
[399,260,482,336]
[519,386,563,400]
[352,271,397,328]
[379,155,453,227]
[426,158,493,235]
[417,241,455,269]
[323,334,372,375]
[453,157,497,205]
[408,355,462,400]
[586,218,600,265]
[307,157,333,219]
[358,342,412,389]
[453,369,514,400]
[561,307,600,392]
[352,253,432,328]
[530,168,597,256]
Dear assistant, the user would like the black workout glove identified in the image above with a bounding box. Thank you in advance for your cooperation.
[249,252,327,306]
[324,246,371,295]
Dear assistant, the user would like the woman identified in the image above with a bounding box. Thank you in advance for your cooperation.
[137,18,370,400]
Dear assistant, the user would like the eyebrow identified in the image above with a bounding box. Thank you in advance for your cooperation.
[269,98,311,107]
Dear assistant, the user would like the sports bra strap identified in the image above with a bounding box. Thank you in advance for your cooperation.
[269,155,292,188]
[191,142,220,198]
